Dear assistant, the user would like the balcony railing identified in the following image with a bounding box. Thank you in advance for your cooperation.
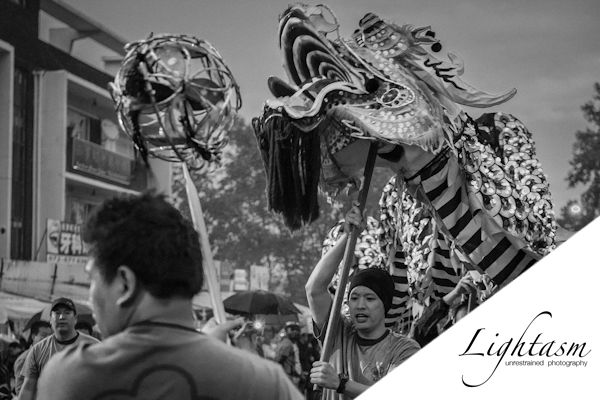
[71,137,132,184]
[67,137,148,190]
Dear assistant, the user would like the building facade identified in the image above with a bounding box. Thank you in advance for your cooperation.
[0,0,171,262]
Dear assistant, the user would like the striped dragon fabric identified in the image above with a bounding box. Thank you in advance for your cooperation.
[380,113,549,331]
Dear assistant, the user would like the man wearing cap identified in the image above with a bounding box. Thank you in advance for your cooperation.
[275,321,303,386]
[18,297,98,400]
[306,206,420,399]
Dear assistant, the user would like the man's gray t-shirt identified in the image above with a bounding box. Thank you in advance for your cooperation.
[22,333,99,379]
[37,322,303,400]
[13,348,29,394]
[315,318,420,400]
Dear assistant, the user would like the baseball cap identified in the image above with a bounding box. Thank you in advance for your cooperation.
[51,297,77,314]
[285,321,300,330]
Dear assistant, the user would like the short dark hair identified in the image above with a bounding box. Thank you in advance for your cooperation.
[30,320,51,336]
[83,192,203,299]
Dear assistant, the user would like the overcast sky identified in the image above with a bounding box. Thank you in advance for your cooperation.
[64,0,600,212]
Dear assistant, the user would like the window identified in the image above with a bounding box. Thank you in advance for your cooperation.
[67,108,101,144]
[65,196,96,225]
[67,107,134,159]
[8,0,27,7]
[11,67,33,260]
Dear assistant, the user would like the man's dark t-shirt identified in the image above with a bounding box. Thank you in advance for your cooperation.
[37,322,303,400]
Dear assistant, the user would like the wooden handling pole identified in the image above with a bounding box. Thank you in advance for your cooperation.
[314,142,379,396]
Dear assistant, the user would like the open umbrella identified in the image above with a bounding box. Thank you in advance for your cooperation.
[223,290,300,316]
[24,300,95,331]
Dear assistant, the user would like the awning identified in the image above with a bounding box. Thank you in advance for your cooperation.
[0,291,50,323]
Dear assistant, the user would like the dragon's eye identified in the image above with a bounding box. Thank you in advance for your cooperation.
[365,79,380,93]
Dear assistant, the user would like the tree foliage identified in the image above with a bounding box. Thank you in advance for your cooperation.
[171,118,393,304]
[558,82,600,231]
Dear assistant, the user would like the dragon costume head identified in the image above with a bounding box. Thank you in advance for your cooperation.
[253,4,516,228]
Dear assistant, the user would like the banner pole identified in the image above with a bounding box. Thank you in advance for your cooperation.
[182,163,227,324]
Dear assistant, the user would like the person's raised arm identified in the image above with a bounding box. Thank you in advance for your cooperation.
[442,273,477,305]
[201,317,244,342]
[305,205,363,331]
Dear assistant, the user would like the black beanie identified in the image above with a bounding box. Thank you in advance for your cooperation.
[347,268,394,313]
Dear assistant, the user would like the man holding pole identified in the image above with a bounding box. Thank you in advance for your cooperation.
[306,205,420,399]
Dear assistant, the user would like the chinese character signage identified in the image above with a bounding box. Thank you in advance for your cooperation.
[46,219,88,265]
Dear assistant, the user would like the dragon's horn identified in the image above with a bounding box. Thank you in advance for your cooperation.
[268,76,299,98]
